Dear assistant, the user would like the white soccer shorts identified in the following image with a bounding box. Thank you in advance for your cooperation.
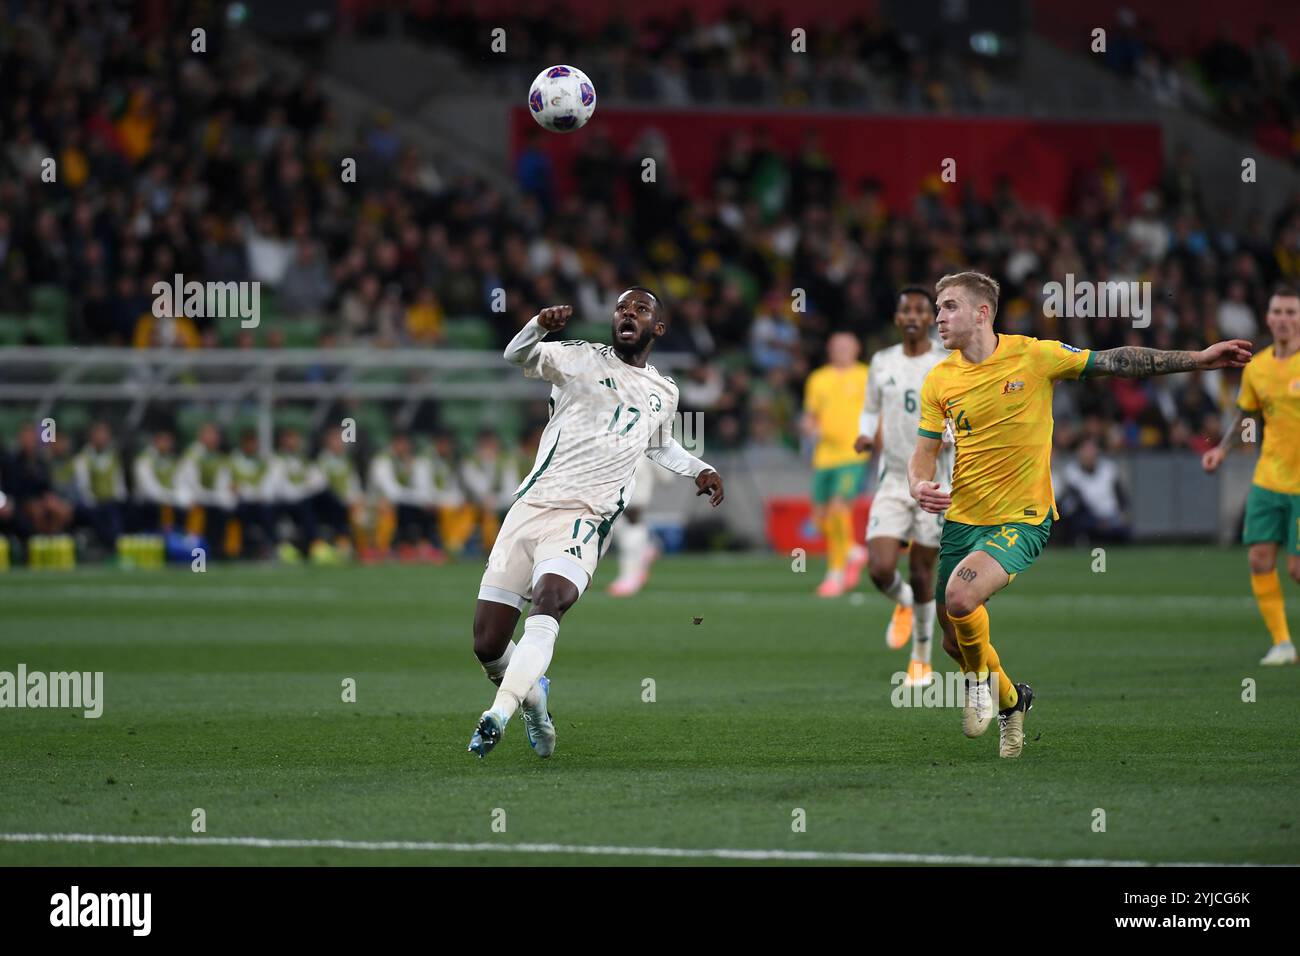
[867,478,943,549]
[479,499,612,606]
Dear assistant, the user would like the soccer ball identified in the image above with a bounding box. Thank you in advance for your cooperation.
[528,65,596,133]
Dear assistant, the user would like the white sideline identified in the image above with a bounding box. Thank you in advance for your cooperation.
[0,832,1277,866]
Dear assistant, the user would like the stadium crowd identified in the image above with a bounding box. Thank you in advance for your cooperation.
[0,419,530,563]
[396,5,1017,113]
[0,1,1292,560]
[1092,10,1300,166]
[383,3,1300,166]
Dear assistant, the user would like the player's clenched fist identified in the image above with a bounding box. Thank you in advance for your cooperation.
[911,479,950,514]
[1201,446,1226,473]
[536,305,573,331]
[695,469,725,506]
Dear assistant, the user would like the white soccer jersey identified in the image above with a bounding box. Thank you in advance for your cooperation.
[862,342,954,489]
[513,333,681,516]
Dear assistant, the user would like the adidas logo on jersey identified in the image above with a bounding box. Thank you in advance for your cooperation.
[565,545,583,558]
[598,377,617,390]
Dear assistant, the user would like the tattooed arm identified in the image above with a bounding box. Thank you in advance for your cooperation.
[1202,406,1257,472]
[1088,340,1253,378]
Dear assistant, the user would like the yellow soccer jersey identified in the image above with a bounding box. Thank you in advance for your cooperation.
[805,362,870,470]
[918,334,1093,526]
[1237,344,1300,495]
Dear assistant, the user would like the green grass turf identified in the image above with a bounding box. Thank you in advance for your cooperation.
[0,546,1296,866]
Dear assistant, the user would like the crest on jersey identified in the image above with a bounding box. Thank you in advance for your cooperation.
[1289,377,1300,394]
[648,392,662,412]
[1002,380,1025,394]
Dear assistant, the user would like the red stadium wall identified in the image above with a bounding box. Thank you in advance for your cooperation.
[1034,0,1300,61]
[510,108,1164,215]
[342,0,880,31]
[766,496,872,556]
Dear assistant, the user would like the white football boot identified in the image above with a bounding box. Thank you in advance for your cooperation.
[521,676,556,758]
[962,673,994,738]
[1260,641,1297,666]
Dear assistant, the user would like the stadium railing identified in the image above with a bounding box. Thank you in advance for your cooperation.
[0,346,697,450]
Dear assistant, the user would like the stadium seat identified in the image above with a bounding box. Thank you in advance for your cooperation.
[52,404,92,440]
[24,314,69,346]
[442,318,496,350]
[281,317,324,348]
[352,405,392,449]
[0,314,25,345]
[274,406,316,438]
[0,406,38,442]
[257,288,282,325]
[30,285,70,322]
[568,320,608,343]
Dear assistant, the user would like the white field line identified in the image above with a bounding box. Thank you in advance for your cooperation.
[0,832,1284,866]
[0,583,1257,611]
[640,591,1254,610]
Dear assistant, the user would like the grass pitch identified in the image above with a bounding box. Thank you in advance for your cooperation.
[0,546,1296,866]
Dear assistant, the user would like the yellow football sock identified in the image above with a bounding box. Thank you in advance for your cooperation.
[834,506,854,562]
[948,604,1018,710]
[376,506,396,552]
[984,641,1018,711]
[821,509,846,572]
[1251,571,1292,646]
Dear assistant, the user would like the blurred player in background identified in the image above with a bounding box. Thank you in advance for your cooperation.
[606,456,661,596]
[47,433,80,528]
[4,423,73,538]
[274,427,328,562]
[132,428,187,533]
[428,431,471,555]
[801,331,870,597]
[1202,285,1300,666]
[72,421,127,552]
[369,431,443,563]
[467,292,724,760]
[911,271,1251,758]
[178,422,235,558]
[230,427,277,559]
[460,430,520,554]
[315,425,366,558]
[855,287,953,687]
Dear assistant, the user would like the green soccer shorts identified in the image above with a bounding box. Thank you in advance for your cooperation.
[1242,484,1300,555]
[936,517,1054,597]
[811,462,866,505]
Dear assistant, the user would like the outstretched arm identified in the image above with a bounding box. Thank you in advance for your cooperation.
[1088,340,1252,378]
[645,436,724,506]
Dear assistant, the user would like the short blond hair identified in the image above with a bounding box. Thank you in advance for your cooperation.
[935,271,1000,320]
